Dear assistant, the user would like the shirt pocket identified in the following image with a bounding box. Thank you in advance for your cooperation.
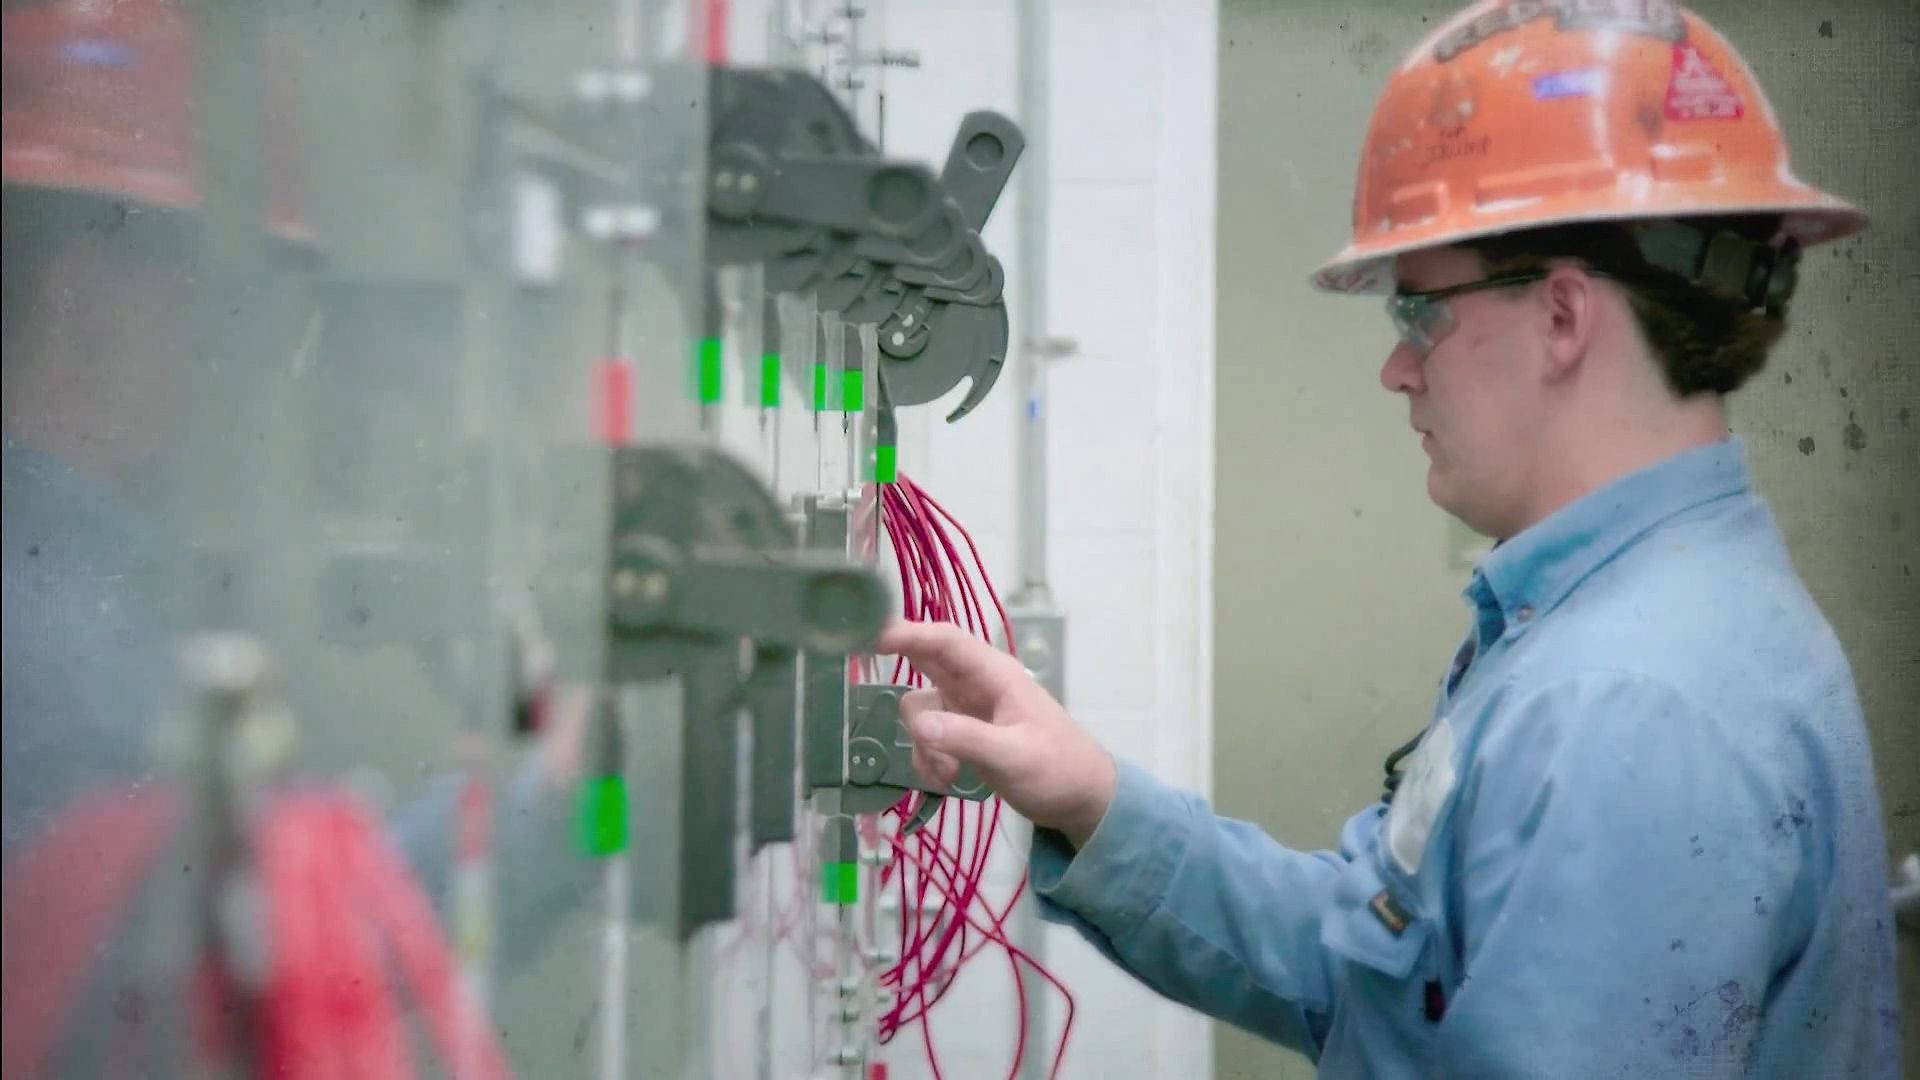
[1321,847,1433,979]
[1317,851,1449,1077]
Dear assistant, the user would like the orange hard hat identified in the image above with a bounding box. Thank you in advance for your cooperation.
[1314,0,1865,293]
[2,0,316,247]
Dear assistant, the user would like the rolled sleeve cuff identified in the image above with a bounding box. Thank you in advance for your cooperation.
[1028,756,1196,942]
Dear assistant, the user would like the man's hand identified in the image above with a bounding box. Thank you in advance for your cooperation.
[878,619,1117,848]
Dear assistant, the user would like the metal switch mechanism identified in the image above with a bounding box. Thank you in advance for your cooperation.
[792,495,992,841]
[703,68,1025,422]
[842,683,990,834]
[602,444,889,940]
[478,62,1020,422]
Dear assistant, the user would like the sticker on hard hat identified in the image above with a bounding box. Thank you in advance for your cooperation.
[1434,0,1686,63]
[1531,68,1605,100]
[1425,134,1493,167]
[59,39,136,70]
[1665,43,1744,120]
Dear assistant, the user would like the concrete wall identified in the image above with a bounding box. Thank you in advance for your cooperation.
[1213,3,1919,1078]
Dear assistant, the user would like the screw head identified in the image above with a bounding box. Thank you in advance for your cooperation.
[847,737,886,784]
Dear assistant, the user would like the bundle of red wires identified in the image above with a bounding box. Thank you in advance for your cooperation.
[862,472,1076,1080]
[0,784,510,1079]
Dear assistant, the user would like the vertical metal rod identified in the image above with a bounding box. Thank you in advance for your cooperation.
[1013,4,1055,1078]
[842,1,863,124]
[1014,0,1052,603]
[875,0,888,153]
[598,693,634,1080]
[599,851,632,1080]
[755,847,778,1080]
[597,0,638,1042]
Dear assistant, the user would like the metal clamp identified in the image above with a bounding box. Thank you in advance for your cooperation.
[603,445,888,939]
[842,684,990,833]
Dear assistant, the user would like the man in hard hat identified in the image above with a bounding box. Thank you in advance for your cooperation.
[883,3,1899,1076]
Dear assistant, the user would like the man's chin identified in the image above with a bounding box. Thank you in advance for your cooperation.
[1425,464,1450,512]
[1427,471,1485,535]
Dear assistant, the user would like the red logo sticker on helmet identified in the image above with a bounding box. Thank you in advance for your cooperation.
[1666,43,1744,120]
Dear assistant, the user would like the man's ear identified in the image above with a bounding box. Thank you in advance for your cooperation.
[1539,263,1599,383]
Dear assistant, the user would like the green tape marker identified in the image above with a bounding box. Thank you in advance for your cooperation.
[697,337,724,404]
[821,860,858,905]
[813,362,830,412]
[576,775,629,856]
[870,443,897,484]
[761,353,781,408]
[841,367,864,413]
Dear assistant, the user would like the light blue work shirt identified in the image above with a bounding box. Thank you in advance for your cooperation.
[1031,438,1899,1078]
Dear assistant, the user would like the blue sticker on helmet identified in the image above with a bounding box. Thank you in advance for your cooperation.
[60,39,136,70]
[1531,69,1604,100]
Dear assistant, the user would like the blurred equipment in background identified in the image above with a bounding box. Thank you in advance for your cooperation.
[3,0,1051,1077]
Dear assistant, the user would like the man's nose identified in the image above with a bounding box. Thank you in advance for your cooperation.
[1379,340,1424,395]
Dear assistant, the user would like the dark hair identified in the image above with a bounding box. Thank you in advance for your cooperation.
[1460,215,1790,397]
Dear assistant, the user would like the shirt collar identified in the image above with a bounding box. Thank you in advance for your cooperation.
[1467,436,1753,634]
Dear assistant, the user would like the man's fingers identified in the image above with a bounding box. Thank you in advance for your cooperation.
[899,687,945,727]
[911,740,961,791]
[901,692,960,787]
[904,708,1016,776]
[877,619,1023,693]
[876,619,966,683]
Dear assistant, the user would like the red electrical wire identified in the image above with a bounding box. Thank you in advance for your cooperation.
[761,469,1075,1075]
[260,789,513,1079]
[1,785,182,1079]
[886,831,1075,1080]
[850,471,1075,1079]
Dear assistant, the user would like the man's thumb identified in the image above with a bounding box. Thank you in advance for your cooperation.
[908,709,1011,769]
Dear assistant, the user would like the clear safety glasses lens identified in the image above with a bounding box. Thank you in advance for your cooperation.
[1386,293,1455,354]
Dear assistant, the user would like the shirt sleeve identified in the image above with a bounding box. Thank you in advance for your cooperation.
[1433,670,1814,1078]
[1029,757,1354,1056]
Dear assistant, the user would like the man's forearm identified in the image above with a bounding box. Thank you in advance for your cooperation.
[1029,758,1350,1055]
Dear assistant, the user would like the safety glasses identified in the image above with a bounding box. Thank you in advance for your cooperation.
[1385,270,1551,354]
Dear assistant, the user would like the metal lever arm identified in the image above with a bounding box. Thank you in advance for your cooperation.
[602,445,888,940]
[940,111,1026,232]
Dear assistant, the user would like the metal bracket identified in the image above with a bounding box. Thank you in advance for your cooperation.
[744,644,801,852]
[1005,607,1067,704]
[797,493,855,793]
[602,445,887,940]
[842,684,989,832]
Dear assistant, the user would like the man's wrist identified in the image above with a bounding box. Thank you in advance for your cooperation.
[1055,751,1118,850]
